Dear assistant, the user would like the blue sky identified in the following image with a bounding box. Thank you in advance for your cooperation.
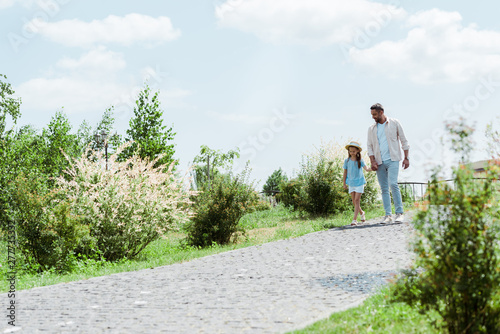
[2,0,500,187]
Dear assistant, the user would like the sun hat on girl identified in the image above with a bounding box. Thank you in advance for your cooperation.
[345,141,362,152]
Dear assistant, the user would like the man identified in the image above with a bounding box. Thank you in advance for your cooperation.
[367,103,410,224]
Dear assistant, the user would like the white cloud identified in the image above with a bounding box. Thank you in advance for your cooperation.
[348,9,500,84]
[56,46,126,75]
[215,0,406,46]
[17,48,127,114]
[17,77,123,115]
[30,13,181,48]
[16,48,192,117]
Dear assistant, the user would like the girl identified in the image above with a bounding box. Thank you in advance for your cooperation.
[343,141,371,226]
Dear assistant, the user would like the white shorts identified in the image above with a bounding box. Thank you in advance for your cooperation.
[349,185,365,194]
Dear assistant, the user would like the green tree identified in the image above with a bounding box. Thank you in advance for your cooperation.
[0,74,21,140]
[122,85,176,167]
[191,145,240,190]
[89,107,122,153]
[262,167,288,196]
[41,110,80,181]
[0,74,22,230]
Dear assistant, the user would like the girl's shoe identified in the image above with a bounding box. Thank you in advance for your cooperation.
[351,220,358,226]
[360,213,366,222]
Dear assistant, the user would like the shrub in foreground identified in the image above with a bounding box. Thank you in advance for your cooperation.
[394,122,500,333]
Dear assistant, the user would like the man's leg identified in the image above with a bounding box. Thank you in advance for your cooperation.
[388,160,404,214]
[376,161,392,216]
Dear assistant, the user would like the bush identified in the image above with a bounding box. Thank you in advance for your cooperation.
[302,157,350,215]
[278,178,307,211]
[9,173,89,272]
[57,143,195,261]
[184,168,257,248]
[393,122,500,333]
[282,140,378,216]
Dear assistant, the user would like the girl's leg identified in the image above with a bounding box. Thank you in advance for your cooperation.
[355,192,363,212]
[354,192,363,220]
[351,192,359,221]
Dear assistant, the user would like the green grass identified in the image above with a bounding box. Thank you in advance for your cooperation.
[289,286,440,334]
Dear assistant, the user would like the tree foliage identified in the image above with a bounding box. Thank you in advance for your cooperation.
[78,107,122,155]
[0,74,22,229]
[191,145,240,190]
[41,110,80,181]
[0,74,21,140]
[122,85,176,167]
[262,167,288,196]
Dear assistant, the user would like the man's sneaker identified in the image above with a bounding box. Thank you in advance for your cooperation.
[381,215,392,224]
[394,213,405,222]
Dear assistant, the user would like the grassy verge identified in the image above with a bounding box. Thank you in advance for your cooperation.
[0,204,388,292]
[289,286,440,334]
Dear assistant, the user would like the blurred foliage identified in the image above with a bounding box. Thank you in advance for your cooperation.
[393,120,500,334]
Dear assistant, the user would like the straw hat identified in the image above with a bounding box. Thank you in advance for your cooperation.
[345,141,362,152]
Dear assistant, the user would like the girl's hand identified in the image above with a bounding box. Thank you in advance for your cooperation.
[343,184,347,190]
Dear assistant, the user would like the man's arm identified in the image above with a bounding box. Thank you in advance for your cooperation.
[397,120,410,151]
[396,120,410,169]
[402,149,409,169]
[367,126,378,171]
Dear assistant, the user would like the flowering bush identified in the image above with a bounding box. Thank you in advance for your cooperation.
[57,143,196,261]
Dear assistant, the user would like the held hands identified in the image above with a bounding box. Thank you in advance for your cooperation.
[369,157,378,171]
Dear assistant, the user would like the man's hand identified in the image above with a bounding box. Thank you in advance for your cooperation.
[369,157,378,171]
[402,158,410,169]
